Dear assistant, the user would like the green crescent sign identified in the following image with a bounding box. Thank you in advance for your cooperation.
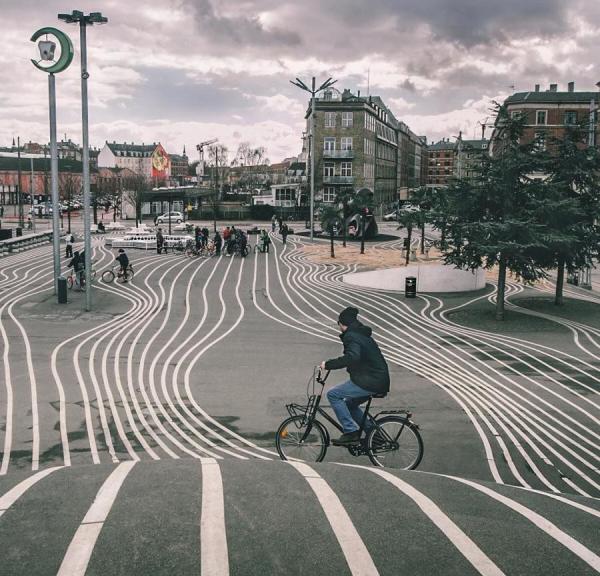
[30,27,74,74]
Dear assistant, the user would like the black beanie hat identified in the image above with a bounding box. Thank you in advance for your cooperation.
[338,306,359,326]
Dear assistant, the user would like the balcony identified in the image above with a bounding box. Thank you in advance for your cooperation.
[323,149,354,159]
[323,175,354,184]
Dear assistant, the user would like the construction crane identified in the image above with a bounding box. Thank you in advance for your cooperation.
[196,138,218,181]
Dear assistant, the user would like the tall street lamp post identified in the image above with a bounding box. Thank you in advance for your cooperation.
[59,10,108,312]
[30,27,74,297]
[17,136,24,229]
[290,76,337,241]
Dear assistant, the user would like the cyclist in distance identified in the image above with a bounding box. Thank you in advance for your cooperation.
[115,248,130,282]
[320,307,390,446]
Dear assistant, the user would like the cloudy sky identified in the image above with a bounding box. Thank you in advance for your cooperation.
[2,0,600,163]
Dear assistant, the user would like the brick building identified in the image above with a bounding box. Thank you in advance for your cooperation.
[305,88,425,208]
[495,82,600,154]
[427,139,456,186]
[169,147,189,184]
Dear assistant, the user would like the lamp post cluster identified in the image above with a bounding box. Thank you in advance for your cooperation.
[290,76,337,241]
[31,11,107,309]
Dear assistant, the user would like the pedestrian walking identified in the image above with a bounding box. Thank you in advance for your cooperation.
[271,214,277,232]
[65,232,74,258]
[156,228,164,254]
[214,231,222,256]
[281,223,289,245]
[260,229,270,253]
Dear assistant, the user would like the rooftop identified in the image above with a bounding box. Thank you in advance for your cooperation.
[505,91,600,104]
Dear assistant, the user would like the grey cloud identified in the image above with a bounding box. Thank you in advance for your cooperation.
[186,0,301,49]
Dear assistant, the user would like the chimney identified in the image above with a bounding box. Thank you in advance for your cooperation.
[549,83,558,92]
[568,81,575,92]
[357,90,361,97]
[534,84,540,92]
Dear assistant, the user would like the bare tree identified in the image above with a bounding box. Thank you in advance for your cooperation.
[234,142,269,191]
[122,173,150,227]
[59,172,80,233]
[206,144,229,232]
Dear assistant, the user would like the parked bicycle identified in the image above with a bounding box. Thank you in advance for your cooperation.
[276,368,423,469]
[101,263,134,283]
[185,240,215,258]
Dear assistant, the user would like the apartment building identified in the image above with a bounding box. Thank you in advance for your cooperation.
[306,88,425,208]
[98,141,171,181]
[427,139,456,186]
[497,82,600,153]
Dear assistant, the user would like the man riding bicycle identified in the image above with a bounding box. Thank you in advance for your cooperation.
[320,307,390,446]
[115,248,130,282]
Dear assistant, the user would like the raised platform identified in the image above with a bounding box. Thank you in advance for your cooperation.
[343,263,486,293]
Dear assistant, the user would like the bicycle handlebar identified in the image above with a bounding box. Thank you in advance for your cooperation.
[316,368,330,385]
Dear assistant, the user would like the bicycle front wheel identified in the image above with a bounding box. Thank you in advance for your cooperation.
[276,416,328,462]
[101,270,115,283]
[366,416,423,470]
[127,265,135,280]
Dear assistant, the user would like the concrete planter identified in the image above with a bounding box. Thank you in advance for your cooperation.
[343,263,485,293]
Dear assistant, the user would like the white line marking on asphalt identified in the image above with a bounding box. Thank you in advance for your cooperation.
[445,475,600,572]
[200,458,229,576]
[339,465,506,576]
[288,461,380,576]
[57,461,136,576]
[0,466,63,518]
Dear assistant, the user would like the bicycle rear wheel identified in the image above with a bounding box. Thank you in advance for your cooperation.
[366,416,423,470]
[276,415,328,462]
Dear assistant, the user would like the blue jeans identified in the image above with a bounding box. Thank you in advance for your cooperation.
[327,379,372,433]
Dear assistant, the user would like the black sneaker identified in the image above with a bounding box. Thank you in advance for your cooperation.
[332,431,361,446]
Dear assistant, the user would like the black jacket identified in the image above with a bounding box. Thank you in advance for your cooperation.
[324,321,390,394]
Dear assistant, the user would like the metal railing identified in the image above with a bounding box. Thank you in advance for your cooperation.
[323,149,354,159]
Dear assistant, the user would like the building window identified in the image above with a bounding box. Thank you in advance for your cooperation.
[323,187,336,203]
[536,110,547,125]
[564,111,578,125]
[341,162,352,177]
[324,112,336,128]
[275,188,295,202]
[324,137,336,151]
[342,112,353,127]
[324,163,334,177]
[340,137,353,151]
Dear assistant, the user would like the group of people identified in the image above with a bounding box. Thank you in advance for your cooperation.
[270,215,290,244]
[222,226,248,257]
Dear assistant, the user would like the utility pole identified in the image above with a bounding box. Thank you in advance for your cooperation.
[290,75,337,240]
[30,157,36,232]
[17,136,24,229]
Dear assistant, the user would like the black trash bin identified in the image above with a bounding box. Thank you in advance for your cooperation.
[15,227,23,237]
[405,276,417,298]
[57,276,68,304]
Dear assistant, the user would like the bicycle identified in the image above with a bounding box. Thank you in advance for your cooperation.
[186,240,215,258]
[66,268,96,290]
[276,368,423,469]
[101,264,134,283]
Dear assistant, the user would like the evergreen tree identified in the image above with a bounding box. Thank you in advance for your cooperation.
[533,125,600,304]
[443,105,547,320]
